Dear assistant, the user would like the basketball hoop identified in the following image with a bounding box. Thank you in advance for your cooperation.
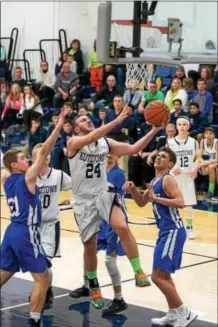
[125,63,154,91]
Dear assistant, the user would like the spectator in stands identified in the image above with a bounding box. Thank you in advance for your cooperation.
[0,80,7,113]
[146,123,177,167]
[89,74,122,124]
[104,95,135,142]
[28,117,47,156]
[55,52,68,76]
[102,65,116,86]
[12,67,27,89]
[36,61,55,104]
[68,39,84,74]
[187,70,200,89]
[53,62,79,108]
[96,107,107,127]
[123,79,142,109]
[1,83,23,129]
[188,102,210,141]
[139,80,165,110]
[0,44,6,61]
[170,99,188,124]
[47,111,63,169]
[175,66,186,83]
[183,78,196,101]
[66,54,77,74]
[18,85,43,130]
[61,119,73,175]
[77,104,94,122]
[191,78,213,122]
[200,66,217,98]
[88,39,104,91]
[165,77,188,111]
[62,101,77,121]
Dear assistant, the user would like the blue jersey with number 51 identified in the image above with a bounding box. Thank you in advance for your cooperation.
[152,175,184,231]
[4,174,42,225]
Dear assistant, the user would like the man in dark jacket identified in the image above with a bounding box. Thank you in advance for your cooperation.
[188,102,210,139]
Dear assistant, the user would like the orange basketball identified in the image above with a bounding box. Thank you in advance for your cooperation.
[144,100,170,126]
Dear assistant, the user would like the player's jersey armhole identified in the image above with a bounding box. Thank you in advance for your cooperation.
[68,149,79,159]
[103,137,111,154]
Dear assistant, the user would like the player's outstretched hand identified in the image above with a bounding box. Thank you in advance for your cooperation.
[123,181,135,193]
[117,104,132,122]
[58,106,71,125]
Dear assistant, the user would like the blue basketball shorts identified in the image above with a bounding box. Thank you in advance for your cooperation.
[153,228,187,273]
[0,223,51,273]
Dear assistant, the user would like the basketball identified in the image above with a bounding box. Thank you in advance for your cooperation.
[144,100,170,126]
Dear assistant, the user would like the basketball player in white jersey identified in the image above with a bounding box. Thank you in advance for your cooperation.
[67,106,163,309]
[166,117,199,240]
[196,127,217,201]
[32,144,72,309]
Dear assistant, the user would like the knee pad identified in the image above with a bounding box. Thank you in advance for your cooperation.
[105,255,121,287]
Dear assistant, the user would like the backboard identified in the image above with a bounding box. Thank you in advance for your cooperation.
[97,1,217,66]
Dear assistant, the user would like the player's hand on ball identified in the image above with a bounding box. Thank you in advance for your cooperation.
[123,181,135,193]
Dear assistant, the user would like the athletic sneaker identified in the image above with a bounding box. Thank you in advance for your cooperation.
[101,298,128,316]
[25,318,41,327]
[135,271,151,287]
[90,287,104,309]
[43,287,54,310]
[151,309,177,326]
[186,228,196,240]
[69,285,90,299]
[174,308,198,327]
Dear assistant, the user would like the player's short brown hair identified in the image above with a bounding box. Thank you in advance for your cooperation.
[3,149,22,172]
[204,127,215,134]
[158,147,177,166]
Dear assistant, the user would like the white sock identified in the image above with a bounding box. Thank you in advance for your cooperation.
[30,312,41,322]
[177,304,187,313]
[114,293,122,300]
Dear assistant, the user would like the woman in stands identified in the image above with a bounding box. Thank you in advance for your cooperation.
[18,85,43,130]
[200,66,216,98]
[164,78,188,111]
[1,83,23,129]
[123,79,142,109]
[183,78,196,101]
[55,52,68,76]
[68,39,84,74]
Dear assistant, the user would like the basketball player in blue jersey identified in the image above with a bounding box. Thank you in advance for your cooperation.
[124,147,197,327]
[67,107,163,309]
[0,107,70,327]
[70,154,128,316]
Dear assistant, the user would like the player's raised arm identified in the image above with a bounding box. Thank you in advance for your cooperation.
[25,107,69,193]
[67,105,131,156]
[123,181,150,207]
[148,175,185,208]
[108,125,163,157]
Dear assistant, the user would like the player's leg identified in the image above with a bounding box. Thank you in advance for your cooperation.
[102,251,128,316]
[110,205,150,287]
[185,206,195,239]
[206,164,216,200]
[0,270,15,287]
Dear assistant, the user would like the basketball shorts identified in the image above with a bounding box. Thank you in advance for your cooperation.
[72,190,127,243]
[153,228,186,273]
[175,174,197,206]
[0,223,51,273]
[40,221,61,260]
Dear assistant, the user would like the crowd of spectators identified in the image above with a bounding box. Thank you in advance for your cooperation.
[0,40,218,196]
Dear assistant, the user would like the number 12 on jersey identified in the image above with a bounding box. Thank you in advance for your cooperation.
[86,163,101,178]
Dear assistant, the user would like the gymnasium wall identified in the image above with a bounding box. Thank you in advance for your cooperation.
[1,1,217,67]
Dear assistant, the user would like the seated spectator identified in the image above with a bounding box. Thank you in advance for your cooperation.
[88,39,104,91]
[89,74,123,123]
[104,95,135,142]
[0,80,7,113]
[35,61,55,104]
[28,118,47,156]
[61,119,73,175]
[66,54,77,74]
[55,52,68,76]
[191,78,213,122]
[165,77,188,111]
[18,85,43,130]
[146,123,177,166]
[102,65,116,86]
[183,78,196,101]
[188,102,210,141]
[167,66,187,91]
[47,111,63,169]
[170,99,188,124]
[200,66,217,98]
[63,101,77,121]
[197,127,217,200]
[123,79,142,109]
[68,39,84,74]
[138,80,165,110]
[96,107,107,127]
[53,62,79,108]
[12,67,27,89]
[77,104,94,122]
[1,83,23,129]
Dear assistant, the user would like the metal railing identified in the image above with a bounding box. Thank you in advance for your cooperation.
[39,39,61,71]
[23,49,46,81]
[59,29,68,53]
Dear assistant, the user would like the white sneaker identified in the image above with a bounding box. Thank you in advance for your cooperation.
[151,309,177,326]
[186,229,196,240]
[175,308,198,327]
